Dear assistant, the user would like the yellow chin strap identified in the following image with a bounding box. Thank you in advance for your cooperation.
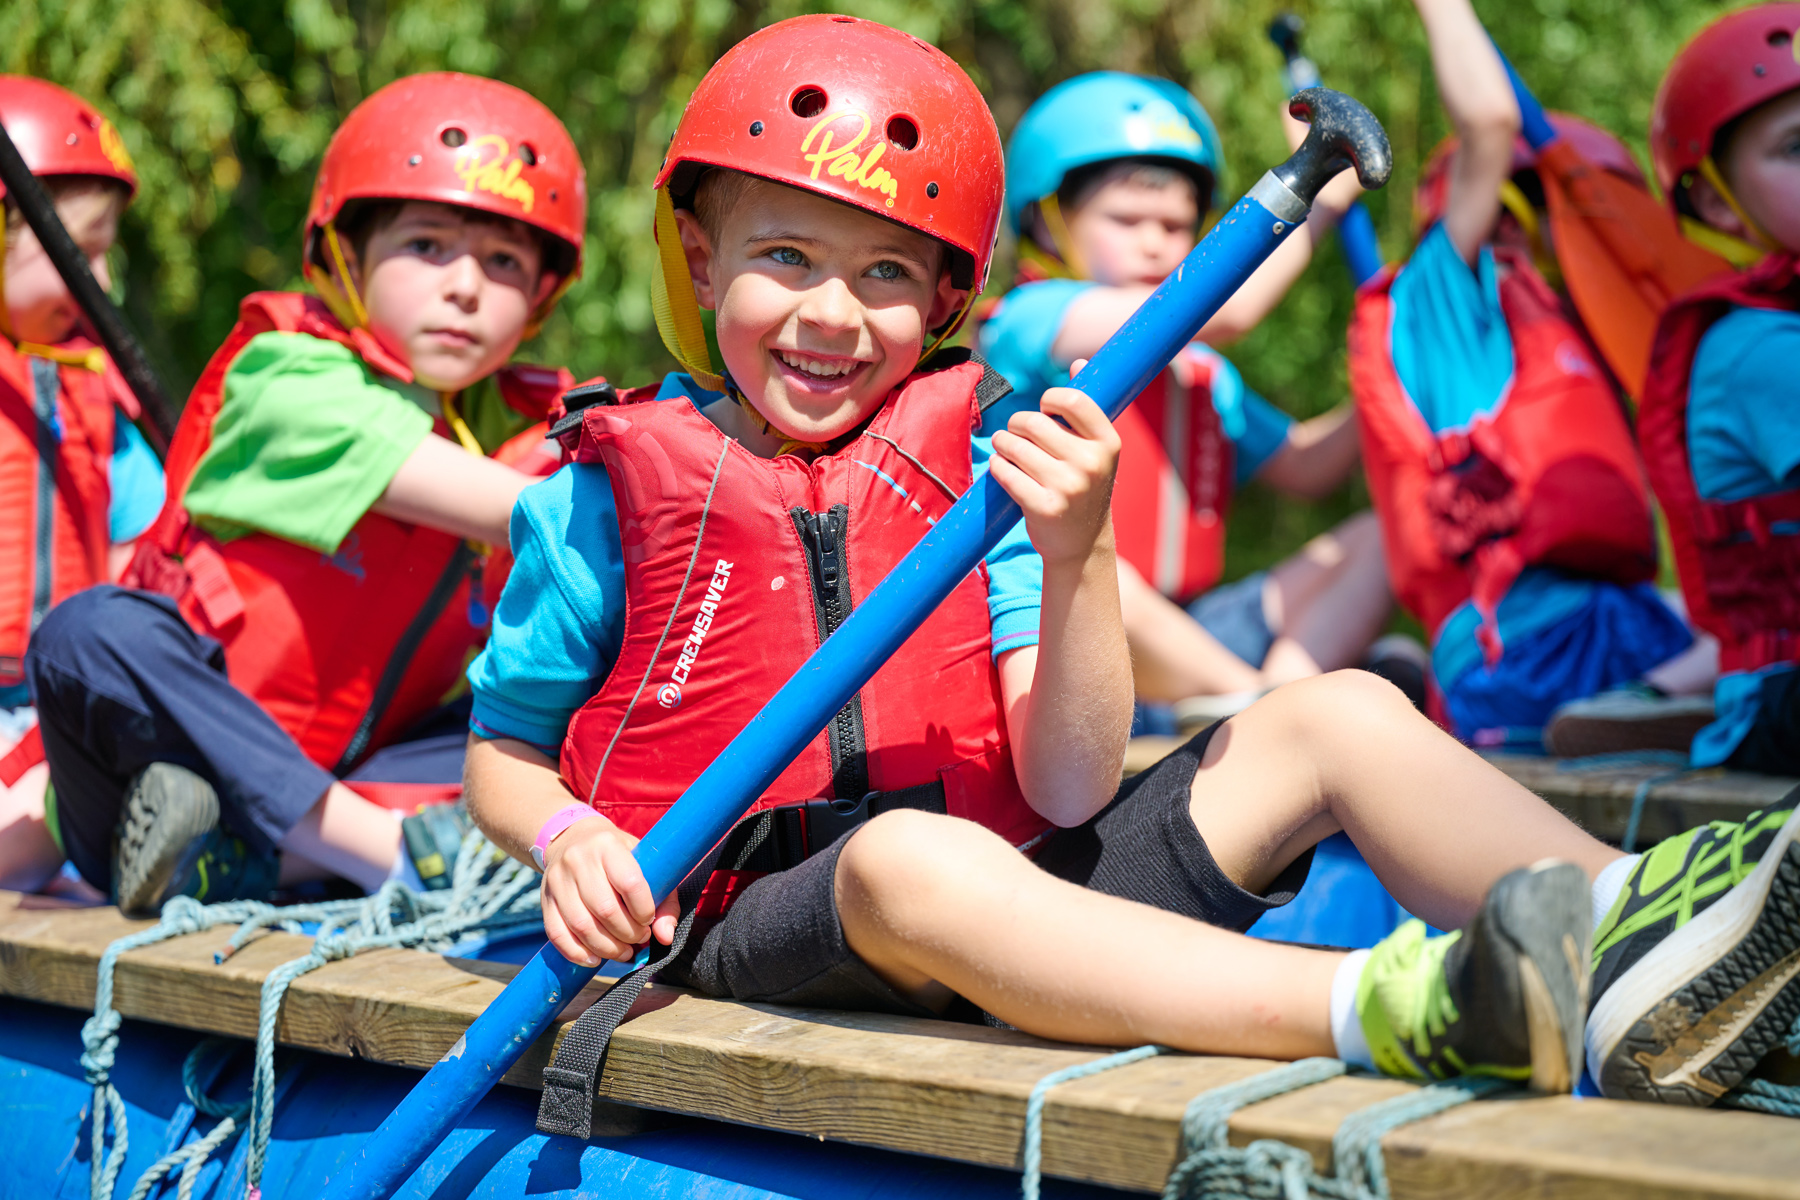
[651,187,727,394]
[1034,194,1089,281]
[1682,157,1775,269]
[302,220,372,332]
[2,209,109,369]
[1498,180,1562,290]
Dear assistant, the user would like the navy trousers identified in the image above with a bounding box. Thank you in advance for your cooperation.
[26,585,467,890]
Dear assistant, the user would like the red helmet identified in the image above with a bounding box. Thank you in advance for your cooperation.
[305,73,586,281]
[1413,113,1646,231]
[1651,3,1800,213]
[657,15,1004,296]
[0,76,137,201]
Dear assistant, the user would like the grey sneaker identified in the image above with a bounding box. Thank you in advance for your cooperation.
[1543,683,1715,758]
[114,764,278,916]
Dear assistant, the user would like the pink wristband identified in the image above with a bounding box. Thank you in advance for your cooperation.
[531,803,598,871]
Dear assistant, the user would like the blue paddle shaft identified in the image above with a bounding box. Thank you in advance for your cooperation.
[1495,46,1558,151]
[320,87,1391,1199]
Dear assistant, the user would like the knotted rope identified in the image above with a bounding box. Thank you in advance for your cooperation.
[1019,1050,1511,1200]
[1722,1013,1800,1118]
[83,828,542,1200]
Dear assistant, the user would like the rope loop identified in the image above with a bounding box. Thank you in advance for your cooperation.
[84,829,542,1200]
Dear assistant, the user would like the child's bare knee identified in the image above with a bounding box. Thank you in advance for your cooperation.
[836,810,998,924]
[1260,669,1412,740]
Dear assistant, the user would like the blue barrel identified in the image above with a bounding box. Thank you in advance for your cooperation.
[0,997,1126,1200]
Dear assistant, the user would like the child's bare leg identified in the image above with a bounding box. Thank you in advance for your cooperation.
[1261,511,1393,683]
[1189,671,1623,929]
[836,809,1343,1057]
[0,763,62,892]
[276,782,402,892]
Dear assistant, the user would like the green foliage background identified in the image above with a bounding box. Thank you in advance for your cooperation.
[3,0,1736,578]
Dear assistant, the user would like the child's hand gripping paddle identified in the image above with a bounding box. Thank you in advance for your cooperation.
[1269,13,1386,286]
[317,87,1392,1200]
[0,120,177,451]
[1492,47,1731,398]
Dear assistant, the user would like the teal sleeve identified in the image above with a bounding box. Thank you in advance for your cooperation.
[467,463,626,751]
[1387,223,1514,432]
[1201,352,1293,486]
[1687,306,1800,503]
[182,331,435,553]
[973,404,1043,658]
[977,279,1095,411]
[107,413,165,543]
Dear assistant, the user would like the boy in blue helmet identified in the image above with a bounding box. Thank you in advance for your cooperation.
[982,72,1403,718]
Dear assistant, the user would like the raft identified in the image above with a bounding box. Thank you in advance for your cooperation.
[3,877,1800,1200]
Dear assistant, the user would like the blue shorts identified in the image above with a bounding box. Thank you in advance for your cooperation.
[1185,570,1275,669]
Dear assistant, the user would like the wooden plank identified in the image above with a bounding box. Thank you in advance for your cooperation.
[4,891,1800,1197]
[1482,753,1798,845]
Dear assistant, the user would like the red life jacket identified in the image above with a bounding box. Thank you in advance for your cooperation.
[1110,346,1235,604]
[0,335,132,686]
[558,359,1045,855]
[1348,248,1656,653]
[1638,253,1800,675]
[124,291,568,779]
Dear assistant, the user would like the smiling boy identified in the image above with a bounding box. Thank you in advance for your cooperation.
[463,17,1800,1117]
[25,74,583,912]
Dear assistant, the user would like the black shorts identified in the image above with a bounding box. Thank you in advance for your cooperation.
[659,722,1314,1018]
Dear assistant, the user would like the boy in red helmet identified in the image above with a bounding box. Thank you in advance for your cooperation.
[24,73,581,914]
[464,14,1800,1110]
[0,77,163,894]
[1608,4,1800,777]
[1349,0,1706,752]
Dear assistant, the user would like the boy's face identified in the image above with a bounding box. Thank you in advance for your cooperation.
[1065,177,1199,288]
[676,177,966,444]
[349,201,559,393]
[4,187,120,345]
[1695,88,1800,253]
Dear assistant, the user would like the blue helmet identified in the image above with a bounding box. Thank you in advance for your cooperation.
[1004,72,1223,235]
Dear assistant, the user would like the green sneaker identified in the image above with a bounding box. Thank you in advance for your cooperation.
[399,802,476,891]
[1586,804,1800,1104]
[114,763,279,916]
[1359,860,1589,1092]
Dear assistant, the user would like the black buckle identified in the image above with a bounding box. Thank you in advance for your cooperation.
[804,792,879,855]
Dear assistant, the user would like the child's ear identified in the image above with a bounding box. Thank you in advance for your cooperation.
[1687,174,1750,240]
[925,269,970,333]
[533,272,563,307]
[673,210,718,311]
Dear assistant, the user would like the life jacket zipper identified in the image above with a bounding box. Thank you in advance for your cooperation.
[791,503,870,801]
[28,358,59,633]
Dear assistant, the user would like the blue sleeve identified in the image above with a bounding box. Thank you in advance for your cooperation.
[1687,306,1800,503]
[977,279,1095,411]
[972,406,1042,658]
[467,463,626,752]
[1387,223,1514,433]
[107,413,165,543]
[1201,352,1293,486]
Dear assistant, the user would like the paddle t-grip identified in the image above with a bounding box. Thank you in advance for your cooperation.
[1277,87,1393,203]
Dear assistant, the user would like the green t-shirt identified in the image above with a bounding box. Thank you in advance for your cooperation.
[183,331,528,553]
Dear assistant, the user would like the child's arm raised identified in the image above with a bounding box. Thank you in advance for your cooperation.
[988,379,1134,827]
[1413,0,1519,264]
[372,432,533,548]
[465,735,677,966]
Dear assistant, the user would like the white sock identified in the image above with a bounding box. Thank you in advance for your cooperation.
[1591,854,1640,931]
[1330,949,1374,1069]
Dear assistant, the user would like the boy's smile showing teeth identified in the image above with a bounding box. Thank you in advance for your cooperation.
[773,349,867,382]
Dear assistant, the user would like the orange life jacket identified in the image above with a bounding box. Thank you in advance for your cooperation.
[1348,248,1657,652]
[1110,347,1234,604]
[557,359,1046,855]
[1638,253,1800,675]
[0,335,132,686]
[124,291,567,774]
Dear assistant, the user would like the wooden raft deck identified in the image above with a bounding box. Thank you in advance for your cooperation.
[1124,737,1799,844]
[5,892,1800,1197]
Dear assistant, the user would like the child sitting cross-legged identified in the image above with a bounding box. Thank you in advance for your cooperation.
[466,15,1800,1107]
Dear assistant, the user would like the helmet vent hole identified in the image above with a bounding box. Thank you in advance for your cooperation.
[831,15,854,21]
[886,116,920,150]
[441,127,468,148]
[518,142,539,166]
[791,87,829,119]
[1768,28,1792,47]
